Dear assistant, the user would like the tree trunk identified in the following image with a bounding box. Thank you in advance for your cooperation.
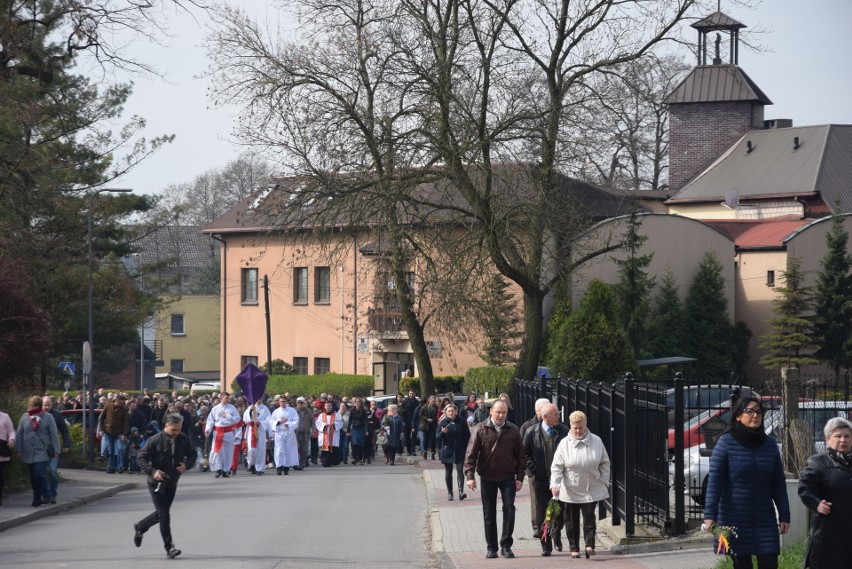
[515,288,545,382]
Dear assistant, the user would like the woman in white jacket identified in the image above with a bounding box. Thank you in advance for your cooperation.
[550,411,610,559]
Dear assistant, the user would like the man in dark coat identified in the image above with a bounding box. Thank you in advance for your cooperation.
[523,403,568,556]
[400,390,420,456]
[134,413,197,559]
[464,400,525,559]
[519,398,551,539]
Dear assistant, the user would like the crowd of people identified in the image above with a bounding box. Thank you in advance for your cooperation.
[2,385,851,566]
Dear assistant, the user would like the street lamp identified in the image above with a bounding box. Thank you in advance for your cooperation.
[86,187,132,463]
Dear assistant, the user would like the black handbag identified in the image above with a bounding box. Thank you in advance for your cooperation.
[0,439,11,457]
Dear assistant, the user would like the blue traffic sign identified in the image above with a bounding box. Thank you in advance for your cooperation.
[59,362,75,376]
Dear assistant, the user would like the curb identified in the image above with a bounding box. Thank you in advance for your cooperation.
[0,482,139,534]
[610,536,713,555]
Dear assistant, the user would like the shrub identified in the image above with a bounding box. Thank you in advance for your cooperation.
[463,366,515,398]
[247,373,374,398]
[399,376,464,396]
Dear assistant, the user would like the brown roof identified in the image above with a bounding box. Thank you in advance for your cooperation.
[691,11,746,31]
[701,218,811,249]
[665,65,772,105]
[202,165,646,236]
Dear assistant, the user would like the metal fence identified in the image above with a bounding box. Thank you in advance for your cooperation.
[512,372,852,536]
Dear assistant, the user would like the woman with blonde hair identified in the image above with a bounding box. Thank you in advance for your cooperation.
[497,392,516,425]
[550,411,610,559]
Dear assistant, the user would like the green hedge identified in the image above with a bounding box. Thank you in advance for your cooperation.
[237,373,374,398]
[399,375,464,396]
[463,366,515,398]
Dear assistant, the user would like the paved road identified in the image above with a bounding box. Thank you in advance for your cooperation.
[0,463,433,568]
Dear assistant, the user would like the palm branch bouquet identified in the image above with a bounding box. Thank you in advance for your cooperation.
[540,499,562,544]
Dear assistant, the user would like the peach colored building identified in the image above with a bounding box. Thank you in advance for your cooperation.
[201,222,489,394]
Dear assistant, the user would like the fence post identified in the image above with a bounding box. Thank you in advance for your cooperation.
[624,371,635,537]
[673,372,685,536]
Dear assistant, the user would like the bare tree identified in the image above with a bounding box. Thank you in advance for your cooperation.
[397,0,697,380]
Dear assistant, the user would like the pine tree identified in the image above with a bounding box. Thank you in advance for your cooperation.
[543,286,573,375]
[685,250,749,380]
[646,270,688,358]
[759,257,819,369]
[613,210,655,359]
[562,279,632,380]
[813,214,852,377]
[479,275,522,366]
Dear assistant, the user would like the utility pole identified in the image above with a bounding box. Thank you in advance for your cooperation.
[263,275,272,372]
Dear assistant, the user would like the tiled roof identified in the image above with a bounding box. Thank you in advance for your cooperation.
[666,125,852,213]
[665,65,772,105]
[129,225,219,268]
[203,165,647,236]
[701,219,811,249]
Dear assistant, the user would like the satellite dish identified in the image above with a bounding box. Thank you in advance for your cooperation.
[723,188,740,209]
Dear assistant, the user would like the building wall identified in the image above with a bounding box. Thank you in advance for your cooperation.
[571,214,737,320]
[218,233,487,388]
[669,101,763,191]
[668,200,805,220]
[155,295,220,374]
[735,250,787,376]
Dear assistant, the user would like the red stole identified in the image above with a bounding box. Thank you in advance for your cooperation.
[212,421,244,454]
[320,412,336,451]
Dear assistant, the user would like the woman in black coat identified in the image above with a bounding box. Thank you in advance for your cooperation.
[436,404,471,501]
[799,416,852,569]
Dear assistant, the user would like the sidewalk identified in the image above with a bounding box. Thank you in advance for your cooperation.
[1,459,720,569]
[401,454,719,569]
[0,468,141,533]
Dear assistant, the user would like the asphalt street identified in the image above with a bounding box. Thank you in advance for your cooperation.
[0,463,434,569]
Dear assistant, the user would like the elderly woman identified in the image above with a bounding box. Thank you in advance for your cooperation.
[798,417,852,569]
[550,411,610,559]
[16,396,60,507]
[704,396,790,569]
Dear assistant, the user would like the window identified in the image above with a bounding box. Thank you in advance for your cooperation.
[314,357,330,375]
[294,267,308,304]
[766,270,775,287]
[241,355,258,369]
[242,268,258,304]
[170,314,185,335]
[293,357,308,375]
[315,266,330,304]
[386,271,415,293]
[170,359,184,373]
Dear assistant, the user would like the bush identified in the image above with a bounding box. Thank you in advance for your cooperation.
[399,375,464,396]
[463,366,515,398]
[247,373,374,398]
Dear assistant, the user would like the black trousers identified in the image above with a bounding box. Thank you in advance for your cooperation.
[480,477,517,552]
[731,554,778,569]
[0,461,6,505]
[531,479,559,551]
[403,424,415,454]
[444,462,464,494]
[137,482,177,550]
[563,501,597,552]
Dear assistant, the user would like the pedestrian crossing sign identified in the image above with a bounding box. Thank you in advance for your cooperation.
[59,362,75,376]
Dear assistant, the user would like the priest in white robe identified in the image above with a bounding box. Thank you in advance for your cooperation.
[204,392,242,478]
[315,400,343,467]
[269,397,300,475]
[243,400,271,474]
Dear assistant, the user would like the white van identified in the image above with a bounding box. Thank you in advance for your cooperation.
[190,381,221,394]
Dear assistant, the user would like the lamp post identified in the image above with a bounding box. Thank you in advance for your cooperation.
[86,187,132,463]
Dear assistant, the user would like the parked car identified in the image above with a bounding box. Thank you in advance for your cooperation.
[665,384,758,428]
[366,395,399,410]
[190,381,221,394]
[678,400,852,505]
[667,395,782,454]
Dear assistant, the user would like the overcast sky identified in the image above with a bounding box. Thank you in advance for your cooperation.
[110,0,852,197]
